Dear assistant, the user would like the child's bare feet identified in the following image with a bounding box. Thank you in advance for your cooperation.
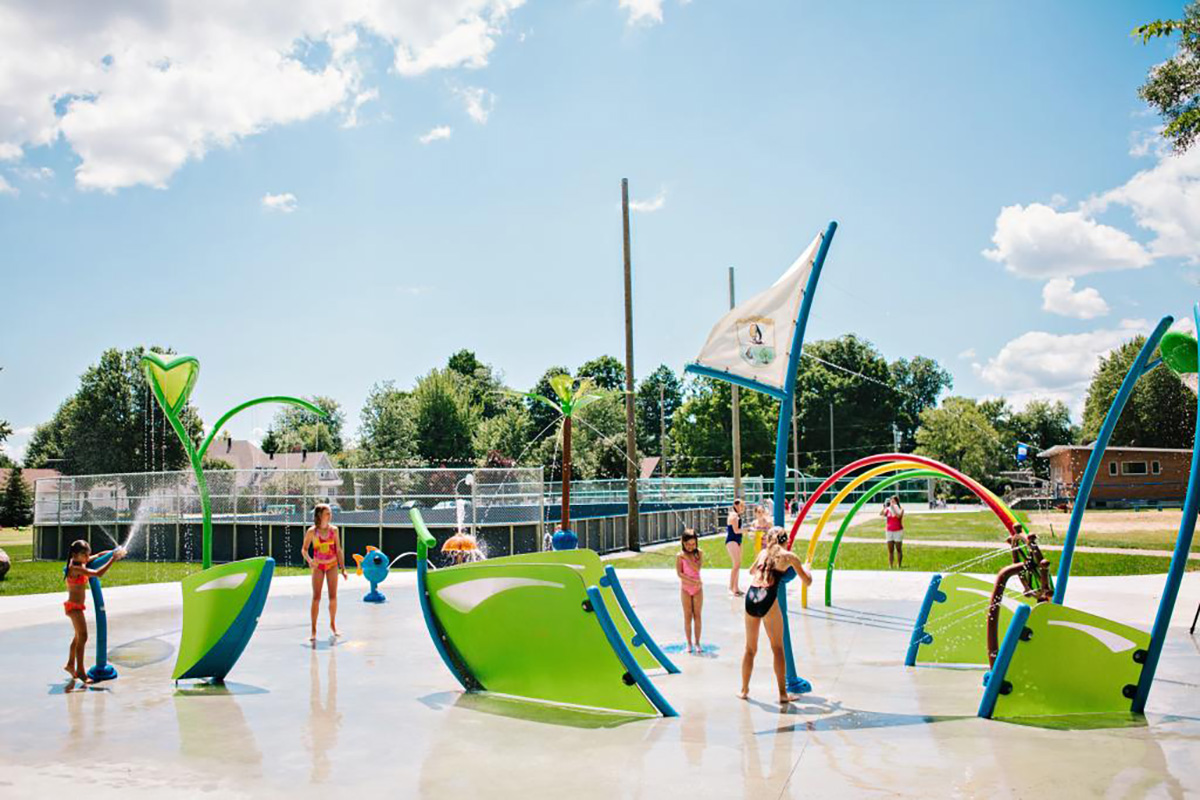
[779,693,802,705]
[737,690,749,700]
[63,664,75,678]
[80,672,94,685]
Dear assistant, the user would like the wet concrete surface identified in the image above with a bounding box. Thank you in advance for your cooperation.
[1,570,1197,798]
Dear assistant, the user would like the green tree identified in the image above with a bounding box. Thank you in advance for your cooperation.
[1135,3,1200,153]
[447,349,509,419]
[1081,336,1196,448]
[0,417,13,468]
[473,404,532,465]
[263,396,345,454]
[26,347,202,475]
[635,365,684,459]
[794,335,897,472]
[411,369,478,464]
[914,397,1007,487]
[578,355,626,391]
[890,356,953,451]
[672,378,778,477]
[358,381,417,466]
[0,465,34,527]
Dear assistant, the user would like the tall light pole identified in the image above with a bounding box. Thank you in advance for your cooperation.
[828,401,835,476]
[729,267,742,500]
[621,179,640,552]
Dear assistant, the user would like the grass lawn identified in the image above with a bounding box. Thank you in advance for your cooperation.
[847,510,1200,552]
[611,534,1193,578]
[0,526,310,596]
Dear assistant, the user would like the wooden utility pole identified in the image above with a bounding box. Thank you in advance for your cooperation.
[730,267,742,499]
[660,383,667,475]
[622,179,640,551]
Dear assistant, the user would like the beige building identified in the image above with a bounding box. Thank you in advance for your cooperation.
[1038,444,1192,507]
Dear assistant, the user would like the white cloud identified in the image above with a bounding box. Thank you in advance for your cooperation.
[630,188,666,213]
[0,426,35,463]
[262,192,298,213]
[454,85,495,124]
[419,125,453,144]
[342,88,380,129]
[0,1,522,191]
[621,0,665,25]
[0,175,16,196]
[12,166,52,181]
[977,318,1150,417]
[1040,277,1110,320]
[982,203,1152,279]
[1086,146,1200,264]
[957,348,976,359]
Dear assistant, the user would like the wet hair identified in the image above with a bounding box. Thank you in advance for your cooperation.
[733,498,744,509]
[64,539,91,578]
[680,529,701,562]
[313,503,332,526]
[757,526,790,582]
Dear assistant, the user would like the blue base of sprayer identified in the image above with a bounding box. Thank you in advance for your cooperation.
[787,676,812,694]
[363,588,386,603]
[88,664,118,682]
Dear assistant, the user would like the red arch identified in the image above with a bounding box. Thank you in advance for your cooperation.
[786,453,1018,550]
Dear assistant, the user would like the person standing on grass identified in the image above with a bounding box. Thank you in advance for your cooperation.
[726,499,746,596]
[880,495,904,568]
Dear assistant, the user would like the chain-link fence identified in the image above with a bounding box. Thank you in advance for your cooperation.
[32,467,729,564]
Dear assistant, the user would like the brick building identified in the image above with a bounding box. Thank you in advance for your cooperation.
[1038,445,1192,507]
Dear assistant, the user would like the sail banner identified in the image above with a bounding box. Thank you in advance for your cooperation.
[686,232,823,400]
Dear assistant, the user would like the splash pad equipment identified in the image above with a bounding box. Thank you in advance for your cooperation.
[686,221,838,695]
[979,313,1200,721]
[84,548,120,682]
[140,351,327,682]
[353,546,390,603]
[411,508,677,717]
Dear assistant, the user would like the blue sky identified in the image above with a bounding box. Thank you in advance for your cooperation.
[1,0,1195,460]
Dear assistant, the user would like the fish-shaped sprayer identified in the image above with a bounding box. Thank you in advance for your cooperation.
[353,546,390,603]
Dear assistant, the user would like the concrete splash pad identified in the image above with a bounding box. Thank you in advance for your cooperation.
[1,570,1198,798]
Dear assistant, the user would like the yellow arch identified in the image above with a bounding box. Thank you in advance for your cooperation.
[799,461,1019,607]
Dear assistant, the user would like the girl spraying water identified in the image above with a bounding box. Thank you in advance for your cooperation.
[302,503,347,641]
[63,540,123,684]
[675,529,704,653]
[739,527,812,704]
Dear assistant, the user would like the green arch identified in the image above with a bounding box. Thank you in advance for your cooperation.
[823,469,1021,606]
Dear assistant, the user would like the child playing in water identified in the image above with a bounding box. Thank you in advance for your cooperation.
[675,529,704,653]
[302,503,347,641]
[740,527,812,704]
[63,540,123,683]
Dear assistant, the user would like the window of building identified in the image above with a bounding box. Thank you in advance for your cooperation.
[1122,461,1148,475]
[1108,461,1118,476]
[1152,461,1161,475]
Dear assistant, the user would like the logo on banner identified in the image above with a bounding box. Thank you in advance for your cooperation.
[737,316,776,367]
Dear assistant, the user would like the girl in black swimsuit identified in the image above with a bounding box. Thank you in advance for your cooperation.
[740,527,812,704]
[725,499,745,596]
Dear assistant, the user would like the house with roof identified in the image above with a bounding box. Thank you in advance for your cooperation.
[1038,444,1192,507]
[206,436,341,492]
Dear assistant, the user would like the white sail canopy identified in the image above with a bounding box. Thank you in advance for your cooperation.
[686,232,823,400]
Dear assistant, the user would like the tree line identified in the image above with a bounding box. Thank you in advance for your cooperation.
[12,332,1198,494]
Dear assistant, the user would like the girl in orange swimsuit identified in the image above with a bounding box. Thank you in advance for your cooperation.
[302,504,346,641]
[63,539,122,683]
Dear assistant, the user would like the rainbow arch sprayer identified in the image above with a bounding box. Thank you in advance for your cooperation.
[411,508,678,717]
[141,351,328,682]
[976,311,1200,721]
[685,221,838,695]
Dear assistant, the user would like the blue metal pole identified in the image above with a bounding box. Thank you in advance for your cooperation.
[1052,315,1172,604]
[1132,304,1200,713]
[775,220,837,694]
[86,550,118,682]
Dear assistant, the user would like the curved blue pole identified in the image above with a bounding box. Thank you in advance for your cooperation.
[601,566,680,674]
[586,586,678,717]
[86,550,118,682]
[775,220,837,693]
[977,603,1030,719]
[905,574,944,667]
[1053,315,1173,603]
[1132,303,1200,713]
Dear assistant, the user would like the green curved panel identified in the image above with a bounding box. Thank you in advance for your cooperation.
[495,550,664,673]
[913,573,1034,666]
[424,560,659,716]
[991,602,1149,719]
[174,557,273,681]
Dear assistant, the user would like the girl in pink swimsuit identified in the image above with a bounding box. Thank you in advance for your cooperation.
[302,503,347,641]
[676,529,704,653]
